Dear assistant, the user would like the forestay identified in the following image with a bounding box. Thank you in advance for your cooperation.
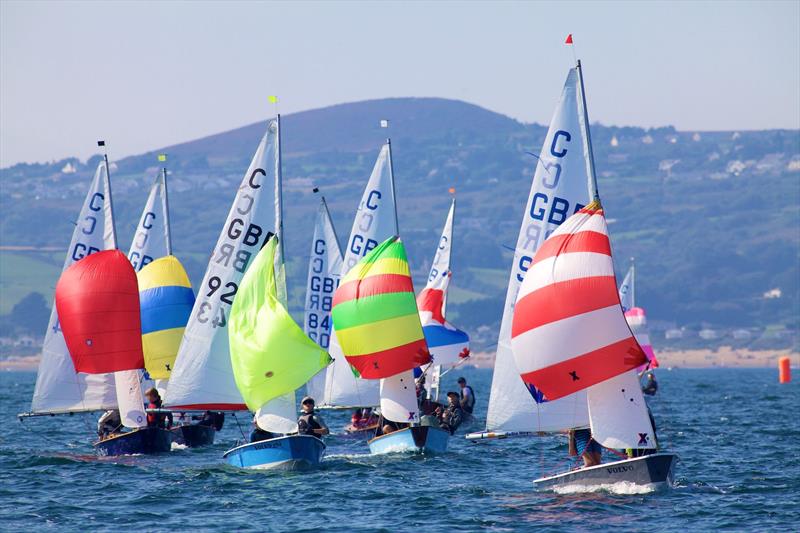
[486,68,593,432]
[30,163,117,414]
[322,143,397,407]
[165,120,280,410]
[304,198,343,401]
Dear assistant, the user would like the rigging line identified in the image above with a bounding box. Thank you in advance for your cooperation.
[231,411,247,442]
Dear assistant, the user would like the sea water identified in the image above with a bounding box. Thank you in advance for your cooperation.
[2,368,798,532]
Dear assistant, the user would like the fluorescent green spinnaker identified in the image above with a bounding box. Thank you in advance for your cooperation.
[229,237,332,412]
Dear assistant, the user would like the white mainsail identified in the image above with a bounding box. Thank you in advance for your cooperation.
[485,68,593,432]
[321,143,397,408]
[618,262,634,312]
[304,197,343,401]
[128,172,170,272]
[165,120,281,409]
[115,369,147,428]
[30,163,117,414]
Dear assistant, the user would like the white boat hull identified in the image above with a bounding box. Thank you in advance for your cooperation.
[534,452,677,490]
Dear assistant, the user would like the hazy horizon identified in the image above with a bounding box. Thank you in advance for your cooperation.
[2,0,798,167]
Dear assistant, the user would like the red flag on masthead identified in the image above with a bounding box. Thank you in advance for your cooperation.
[565,34,573,45]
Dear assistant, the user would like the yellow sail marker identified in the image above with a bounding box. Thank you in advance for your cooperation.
[229,237,331,411]
[158,154,167,162]
[268,95,278,104]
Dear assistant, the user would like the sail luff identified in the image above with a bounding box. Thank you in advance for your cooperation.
[101,155,118,250]
[386,139,400,236]
[162,167,173,256]
[575,60,600,201]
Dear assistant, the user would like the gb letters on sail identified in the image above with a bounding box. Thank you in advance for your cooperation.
[30,163,117,414]
[486,68,593,433]
[321,143,396,407]
[128,174,169,272]
[510,201,648,401]
[304,198,343,401]
[165,120,280,410]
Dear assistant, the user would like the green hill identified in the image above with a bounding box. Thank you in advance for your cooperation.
[1,97,798,349]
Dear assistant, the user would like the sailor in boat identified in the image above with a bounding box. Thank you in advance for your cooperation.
[145,388,173,429]
[249,415,278,443]
[437,391,464,435]
[642,372,658,396]
[568,428,603,468]
[191,410,225,431]
[456,377,475,415]
[97,409,122,440]
[297,397,329,437]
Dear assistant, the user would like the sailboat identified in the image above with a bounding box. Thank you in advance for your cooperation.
[619,259,660,374]
[506,59,676,490]
[469,64,594,441]
[512,201,676,489]
[332,236,448,454]
[223,236,332,469]
[164,116,284,421]
[318,141,398,411]
[416,197,470,410]
[304,195,343,403]
[126,158,209,446]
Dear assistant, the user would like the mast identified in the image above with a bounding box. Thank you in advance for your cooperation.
[98,140,118,249]
[160,155,173,256]
[320,195,343,254]
[630,257,636,308]
[276,114,285,265]
[575,60,600,201]
[386,138,400,236]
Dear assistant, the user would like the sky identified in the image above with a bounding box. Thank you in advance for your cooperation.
[1,0,798,166]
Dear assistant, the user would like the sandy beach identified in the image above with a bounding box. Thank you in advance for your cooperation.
[3,347,798,373]
[464,347,799,370]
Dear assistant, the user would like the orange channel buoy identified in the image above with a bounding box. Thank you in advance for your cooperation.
[779,356,791,384]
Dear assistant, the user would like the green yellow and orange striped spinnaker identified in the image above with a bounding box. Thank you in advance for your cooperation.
[331,236,431,379]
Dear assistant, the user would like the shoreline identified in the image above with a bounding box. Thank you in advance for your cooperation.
[3,347,798,373]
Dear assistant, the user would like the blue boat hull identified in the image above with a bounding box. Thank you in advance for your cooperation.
[171,424,216,447]
[94,427,173,456]
[223,435,326,470]
[368,426,449,455]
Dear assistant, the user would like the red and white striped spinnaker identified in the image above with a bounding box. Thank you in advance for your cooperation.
[510,200,648,402]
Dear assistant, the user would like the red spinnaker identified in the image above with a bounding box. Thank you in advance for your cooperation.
[55,250,144,374]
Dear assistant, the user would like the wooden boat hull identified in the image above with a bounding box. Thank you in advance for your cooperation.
[223,435,326,470]
[94,427,173,456]
[534,452,677,491]
[170,424,216,447]
[368,426,449,455]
